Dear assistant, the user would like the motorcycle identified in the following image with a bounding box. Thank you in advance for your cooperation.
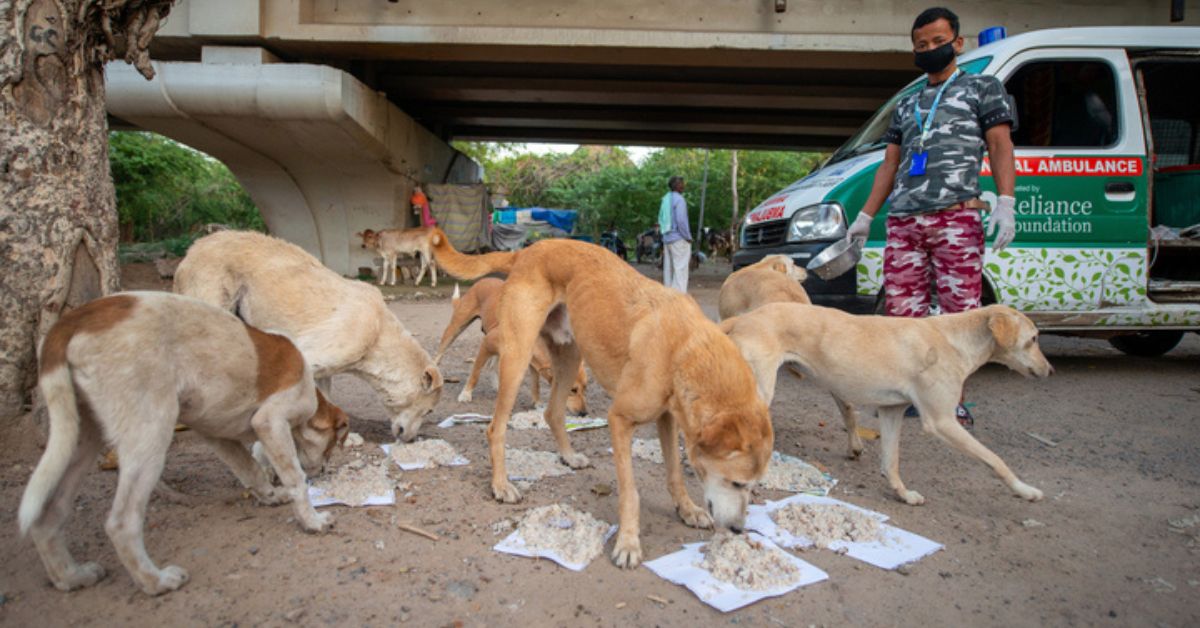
[599,226,628,261]
[635,226,662,264]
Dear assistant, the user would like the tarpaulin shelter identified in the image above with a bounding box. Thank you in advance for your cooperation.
[426,183,490,251]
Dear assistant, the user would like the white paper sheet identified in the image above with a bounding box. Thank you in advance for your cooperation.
[746,495,941,570]
[493,525,618,571]
[641,533,828,613]
[436,412,608,431]
[380,443,470,471]
[307,485,395,508]
[437,413,491,428]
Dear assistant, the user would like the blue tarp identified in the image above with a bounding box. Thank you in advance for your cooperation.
[492,208,578,234]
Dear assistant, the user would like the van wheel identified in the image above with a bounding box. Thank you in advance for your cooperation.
[1108,331,1185,357]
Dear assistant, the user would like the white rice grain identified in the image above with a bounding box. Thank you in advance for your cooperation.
[516,504,610,565]
[759,452,834,493]
[506,448,572,480]
[769,503,882,548]
[698,532,801,591]
[310,460,393,507]
[389,439,462,467]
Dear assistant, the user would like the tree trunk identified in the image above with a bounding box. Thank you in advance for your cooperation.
[0,0,172,439]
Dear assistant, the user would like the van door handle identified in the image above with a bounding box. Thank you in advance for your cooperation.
[1106,181,1134,194]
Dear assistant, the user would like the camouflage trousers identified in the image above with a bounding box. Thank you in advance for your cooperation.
[883,208,984,317]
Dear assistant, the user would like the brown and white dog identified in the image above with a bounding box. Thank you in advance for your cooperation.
[356,227,438,287]
[18,292,348,596]
[175,230,442,441]
[435,278,590,415]
[721,303,1052,506]
[430,229,773,568]
[717,253,810,321]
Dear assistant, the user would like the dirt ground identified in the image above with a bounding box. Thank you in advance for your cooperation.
[2,260,1199,627]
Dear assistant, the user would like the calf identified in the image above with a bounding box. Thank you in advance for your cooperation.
[357,227,439,287]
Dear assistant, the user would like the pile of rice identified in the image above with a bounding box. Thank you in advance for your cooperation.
[769,502,882,548]
[509,410,547,430]
[389,439,462,467]
[506,448,572,480]
[759,452,834,493]
[516,504,610,565]
[310,460,393,507]
[698,532,802,591]
[631,438,665,463]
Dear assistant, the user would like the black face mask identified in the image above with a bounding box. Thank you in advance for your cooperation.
[914,41,956,74]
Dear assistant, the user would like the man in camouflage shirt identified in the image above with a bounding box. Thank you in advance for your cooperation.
[846,6,1016,426]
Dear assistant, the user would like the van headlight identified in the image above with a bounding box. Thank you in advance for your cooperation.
[787,203,846,242]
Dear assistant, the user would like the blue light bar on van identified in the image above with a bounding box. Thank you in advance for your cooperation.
[978,26,1006,47]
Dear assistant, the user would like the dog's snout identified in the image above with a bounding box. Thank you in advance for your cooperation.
[395,425,405,436]
[729,525,744,534]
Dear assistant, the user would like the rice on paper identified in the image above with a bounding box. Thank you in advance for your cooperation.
[309,459,394,507]
[389,439,464,468]
[698,532,803,591]
[505,448,573,480]
[769,502,883,548]
[514,504,611,566]
[759,451,835,494]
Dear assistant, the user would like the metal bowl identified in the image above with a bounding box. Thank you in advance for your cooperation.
[806,239,863,280]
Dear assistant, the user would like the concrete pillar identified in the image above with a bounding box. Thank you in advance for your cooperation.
[106,46,480,275]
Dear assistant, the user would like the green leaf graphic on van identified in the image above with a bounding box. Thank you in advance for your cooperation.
[982,247,1146,312]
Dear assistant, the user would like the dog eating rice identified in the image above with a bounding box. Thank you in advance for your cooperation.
[769,503,882,548]
[389,438,463,467]
[310,460,394,507]
[698,532,802,591]
[516,504,610,565]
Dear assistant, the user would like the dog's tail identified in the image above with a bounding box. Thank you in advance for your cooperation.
[429,229,516,280]
[18,357,82,535]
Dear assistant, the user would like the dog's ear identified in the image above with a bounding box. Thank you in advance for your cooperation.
[309,389,338,430]
[988,308,1019,349]
[697,412,749,457]
[422,365,443,393]
[771,257,791,274]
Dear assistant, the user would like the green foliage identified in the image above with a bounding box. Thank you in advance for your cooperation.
[109,131,264,243]
[472,143,825,241]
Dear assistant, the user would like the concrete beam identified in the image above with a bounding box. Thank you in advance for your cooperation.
[106,47,480,275]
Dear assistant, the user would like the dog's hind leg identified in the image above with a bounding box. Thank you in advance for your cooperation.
[487,286,550,503]
[833,394,865,459]
[542,337,589,469]
[413,253,429,287]
[105,404,190,595]
[917,403,1044,501]
[28,409,108,591]
[199,436,286,504]
[658,412,712,530]
[878,405,924,505]
[459,341,493,404]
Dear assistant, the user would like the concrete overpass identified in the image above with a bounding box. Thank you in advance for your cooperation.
[106,0,1200,273]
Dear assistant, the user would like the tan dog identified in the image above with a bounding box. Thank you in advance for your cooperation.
[718,254,811,321]
[430,229,773,568]
[721,303,1052,506]
[435,278,590,415]
[175,231,442,441]
[356,227,438,287]
[18,292,348,596]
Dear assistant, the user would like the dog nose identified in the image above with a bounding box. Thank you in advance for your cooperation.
[729,525,744,534]
[396,425,405,437]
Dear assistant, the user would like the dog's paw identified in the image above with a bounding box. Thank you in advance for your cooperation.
[677,503,714,530]
[254,486,292,506]
[300,511,334,533]
[457,389,473,404]
[611,535,643,569]
[900,489,926,506]
[55,561,107,591]
[492,479,522,503]
[560,451,591,470]
[145,565,189,596]
[1013,481,1044,502]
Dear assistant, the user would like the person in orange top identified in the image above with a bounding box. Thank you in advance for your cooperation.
[412,185,437,227]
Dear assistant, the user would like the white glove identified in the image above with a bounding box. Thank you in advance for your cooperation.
[846,211,873,246]
[987,195,1016,252]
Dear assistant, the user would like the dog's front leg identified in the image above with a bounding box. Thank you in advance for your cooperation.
[200,436,287,504]
[658,413,712,529]
[609,414,643,568]
[250,405,332,533]
[921,408,1044,502]
[878,405,924,505]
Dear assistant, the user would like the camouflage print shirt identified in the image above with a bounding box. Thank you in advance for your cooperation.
[883,72,1013,215]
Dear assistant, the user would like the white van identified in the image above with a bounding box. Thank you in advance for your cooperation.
[734,26,1200,356]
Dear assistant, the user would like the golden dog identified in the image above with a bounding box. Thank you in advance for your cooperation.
[430,230,773,568]
[717,254,811,321]
[721,303,1052,505]
[434,278,589,415]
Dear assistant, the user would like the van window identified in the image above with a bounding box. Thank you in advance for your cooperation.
[1005,60,1119,148]
[1140,61,1200,168]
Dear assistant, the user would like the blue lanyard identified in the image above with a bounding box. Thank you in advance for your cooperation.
[913,69,960,147]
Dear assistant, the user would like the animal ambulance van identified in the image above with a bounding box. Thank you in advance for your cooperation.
[734,26,1200,356]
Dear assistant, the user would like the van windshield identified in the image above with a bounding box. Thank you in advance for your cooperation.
[827,57,993,165]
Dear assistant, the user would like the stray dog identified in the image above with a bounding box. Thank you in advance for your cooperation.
[175,230,442,441]
[717,254,810,321]
[430,229,773,568]
[435,279,590,415]
[356,227,438,287]
[18,292,348,596]
[706,228,736,262]
[721,303,1052,505]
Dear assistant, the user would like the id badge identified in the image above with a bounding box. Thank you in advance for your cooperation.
[909,152,928,176]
